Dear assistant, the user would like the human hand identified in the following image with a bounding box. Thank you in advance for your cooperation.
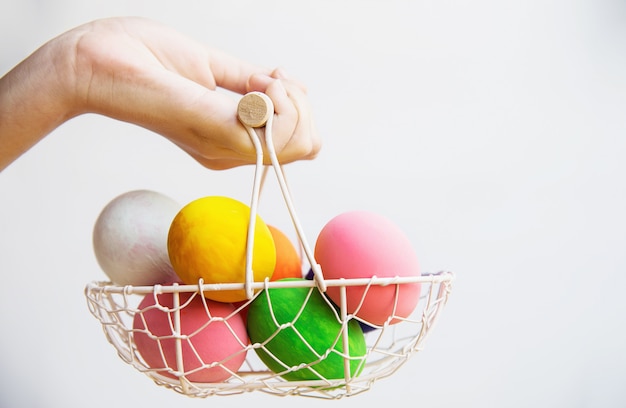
[0,17,321,170]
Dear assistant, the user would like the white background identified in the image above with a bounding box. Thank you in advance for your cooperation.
[1,1,625,407]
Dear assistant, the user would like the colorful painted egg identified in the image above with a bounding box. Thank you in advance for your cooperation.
[246,278,366,381]
[268,225,302,281]
[314,210,421,326]
[167,196,276,302]
[133,288,248,383]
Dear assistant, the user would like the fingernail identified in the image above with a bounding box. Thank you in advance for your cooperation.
[272,67,291,80]
[248,73,273,91]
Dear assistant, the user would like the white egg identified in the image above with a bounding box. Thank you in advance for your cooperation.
[93,190,181,286]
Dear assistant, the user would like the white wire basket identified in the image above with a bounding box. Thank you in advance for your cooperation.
[85,272,452,399]
[84,92,455,399]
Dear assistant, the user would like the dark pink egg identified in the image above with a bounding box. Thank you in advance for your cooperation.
[133,289,248,383]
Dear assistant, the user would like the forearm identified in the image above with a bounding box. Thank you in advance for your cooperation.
[0,37,76,171]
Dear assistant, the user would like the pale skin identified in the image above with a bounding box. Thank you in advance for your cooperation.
[0,16,321,171]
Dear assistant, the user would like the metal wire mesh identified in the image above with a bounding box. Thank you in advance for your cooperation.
[85,272,453,399]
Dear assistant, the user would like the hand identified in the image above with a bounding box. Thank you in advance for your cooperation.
[0,16,321,171]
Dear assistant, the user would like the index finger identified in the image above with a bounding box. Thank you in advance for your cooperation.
[207,47,272,95]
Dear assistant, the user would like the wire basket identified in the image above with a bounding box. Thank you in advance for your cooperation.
[85,272,452,399]
[84,92,454,399]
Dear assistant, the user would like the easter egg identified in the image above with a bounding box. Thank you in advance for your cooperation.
[305,268,378,333]
[233,220,303,321]
[167,196,276,303]
[132,288,248,383]
[268,225,302,281]
[93,190,181,286]
[247,278,366,381]
[314,211,421,326]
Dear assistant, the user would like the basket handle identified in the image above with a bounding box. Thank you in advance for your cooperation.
[237,92,325,298]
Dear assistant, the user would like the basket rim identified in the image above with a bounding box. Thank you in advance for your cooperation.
[85,271,454,295]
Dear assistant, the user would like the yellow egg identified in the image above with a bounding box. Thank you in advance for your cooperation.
[167,196,276,302]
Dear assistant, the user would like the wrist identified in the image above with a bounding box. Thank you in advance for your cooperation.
[48,30,86,120]
[0,33,78,170]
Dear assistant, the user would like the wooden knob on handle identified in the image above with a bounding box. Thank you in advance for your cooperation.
[237,92,273,128]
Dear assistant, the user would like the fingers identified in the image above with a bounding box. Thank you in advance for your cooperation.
[246,71,321,165]
[123,17,321,166]
[207,47,272,95]
[86,16,320,168]
[119,17,271,95]
[270,67,308,93]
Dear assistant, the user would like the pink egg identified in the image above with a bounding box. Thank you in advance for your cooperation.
[132,289,248,383]
[314,210,421,326]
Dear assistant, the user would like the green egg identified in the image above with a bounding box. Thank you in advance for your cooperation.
[246,278,366,381]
